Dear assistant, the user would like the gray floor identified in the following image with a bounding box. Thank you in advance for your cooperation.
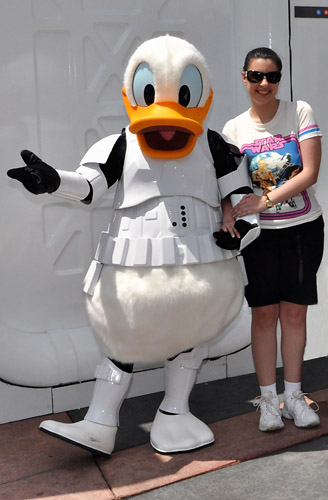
[130,435,328,499]
[69,356,328,452]
[70,356,328,499]
[128,356,328,500]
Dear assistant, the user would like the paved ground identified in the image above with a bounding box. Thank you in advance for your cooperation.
[130,434,328,499]
[1,357,327,499]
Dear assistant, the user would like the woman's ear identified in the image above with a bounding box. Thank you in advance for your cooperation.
[241,71,247,85]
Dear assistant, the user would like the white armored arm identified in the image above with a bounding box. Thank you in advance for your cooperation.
[54,169,93,202]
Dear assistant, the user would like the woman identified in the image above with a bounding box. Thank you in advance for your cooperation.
[222,47,324,431]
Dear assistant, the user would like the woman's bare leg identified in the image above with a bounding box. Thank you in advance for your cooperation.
[251,304,280,386]
[279,301,307,383]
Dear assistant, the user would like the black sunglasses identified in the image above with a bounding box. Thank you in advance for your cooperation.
[245,70,281,84]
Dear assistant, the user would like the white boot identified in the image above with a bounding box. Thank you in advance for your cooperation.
[150,345,214,453]
[39,358,132,456]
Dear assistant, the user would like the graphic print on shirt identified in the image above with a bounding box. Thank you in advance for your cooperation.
[241,133,311,221]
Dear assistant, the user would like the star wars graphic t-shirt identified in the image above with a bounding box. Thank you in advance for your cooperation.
[223,100,322,229]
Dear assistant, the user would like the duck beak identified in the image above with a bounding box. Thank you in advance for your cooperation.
[122,86,213,159]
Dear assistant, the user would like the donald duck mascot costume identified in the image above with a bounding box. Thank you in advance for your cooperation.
[8,35,259,456]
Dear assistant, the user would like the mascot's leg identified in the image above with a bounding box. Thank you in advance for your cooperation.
[39,357,132,456]
[150,344,214,453]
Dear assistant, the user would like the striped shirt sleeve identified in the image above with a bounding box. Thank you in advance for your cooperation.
[297,100,322,142]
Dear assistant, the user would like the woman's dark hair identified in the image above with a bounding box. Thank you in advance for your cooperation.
[243,47,282,72]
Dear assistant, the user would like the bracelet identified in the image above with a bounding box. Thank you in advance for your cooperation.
[264,193,274,209]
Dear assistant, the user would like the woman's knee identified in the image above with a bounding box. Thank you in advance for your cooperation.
[280,301,307,328]
[252,304,280,330]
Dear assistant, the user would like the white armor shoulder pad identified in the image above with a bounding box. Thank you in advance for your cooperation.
[80,133,122,166]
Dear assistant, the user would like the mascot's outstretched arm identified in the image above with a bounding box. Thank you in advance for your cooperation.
[7,131,127,204]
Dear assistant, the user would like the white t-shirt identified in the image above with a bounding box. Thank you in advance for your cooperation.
[223,100,322,229]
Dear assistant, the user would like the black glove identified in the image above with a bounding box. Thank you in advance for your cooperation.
[7,150,60,194]
[213,219,258,251]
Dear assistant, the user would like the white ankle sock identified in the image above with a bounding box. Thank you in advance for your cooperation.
[284,380,301,397]
[260,383,277,396]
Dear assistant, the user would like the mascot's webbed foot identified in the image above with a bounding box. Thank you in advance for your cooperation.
[150,410,214,453]
[213,219,259,251]
[39,419,117,456]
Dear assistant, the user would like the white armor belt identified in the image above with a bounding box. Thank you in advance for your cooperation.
[95,196,236,267]
[83,196,238,295]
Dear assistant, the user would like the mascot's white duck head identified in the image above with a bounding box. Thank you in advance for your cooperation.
[122,35,213,159]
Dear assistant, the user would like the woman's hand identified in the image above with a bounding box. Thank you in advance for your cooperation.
[231,193,266,218]
[218,217,240,239]
[219,196,240,238]
[214,215,241,250]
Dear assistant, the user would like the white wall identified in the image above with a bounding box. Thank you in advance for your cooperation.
[289,0,328,360]
[1,0,326,423]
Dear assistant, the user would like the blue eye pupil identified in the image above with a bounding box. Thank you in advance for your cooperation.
[144,84,155,105]
[179,85,191,107]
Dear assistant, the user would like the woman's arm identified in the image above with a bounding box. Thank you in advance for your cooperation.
[219,197,240,238]
[232,136,322,216]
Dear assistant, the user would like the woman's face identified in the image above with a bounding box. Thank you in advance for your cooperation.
[242,58,280,106]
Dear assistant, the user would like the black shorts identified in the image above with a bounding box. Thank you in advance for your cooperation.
[241,216,324,307]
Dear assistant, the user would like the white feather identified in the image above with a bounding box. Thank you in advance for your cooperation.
[86,260,244,363]
[124,35,211,107]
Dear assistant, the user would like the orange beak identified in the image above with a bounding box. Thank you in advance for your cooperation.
[122,86,213,159]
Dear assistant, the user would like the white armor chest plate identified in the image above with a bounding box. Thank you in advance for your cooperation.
[113,129,220,209]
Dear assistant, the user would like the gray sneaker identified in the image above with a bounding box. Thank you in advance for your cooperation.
[253,392,284,432]
[282,391,320,428]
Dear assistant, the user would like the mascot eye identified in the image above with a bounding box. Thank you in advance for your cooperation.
[179,64,203,107]
[179,64,203,108]
[132,62,155,106]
